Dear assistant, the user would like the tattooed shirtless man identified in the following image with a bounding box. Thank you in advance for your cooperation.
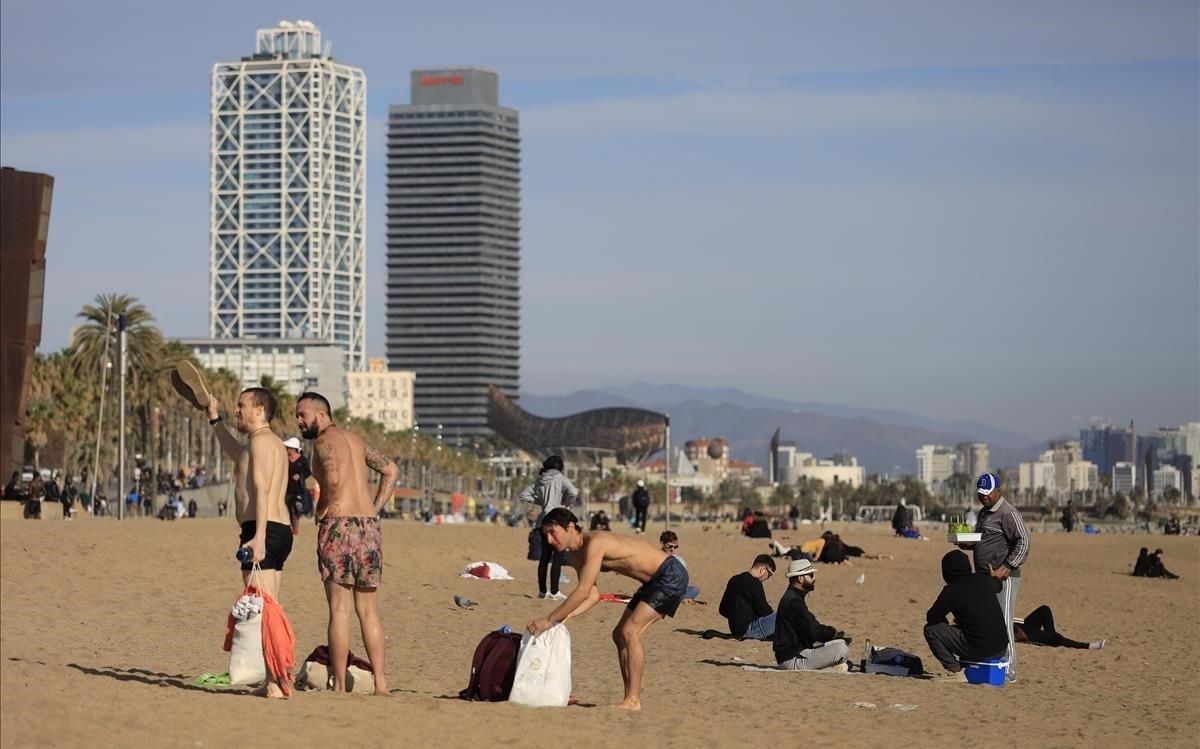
[296,392,399,695]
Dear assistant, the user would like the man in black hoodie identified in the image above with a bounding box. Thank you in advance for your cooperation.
[923,550,1009,681]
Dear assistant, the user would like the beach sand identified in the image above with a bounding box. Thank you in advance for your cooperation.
[2,513,1197,748]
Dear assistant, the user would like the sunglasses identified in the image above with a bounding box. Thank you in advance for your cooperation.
[664,544,679,551]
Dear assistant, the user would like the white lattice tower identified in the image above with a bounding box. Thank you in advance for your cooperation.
[209,20,366,373]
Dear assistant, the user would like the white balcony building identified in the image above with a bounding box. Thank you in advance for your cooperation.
[210,20,367,373]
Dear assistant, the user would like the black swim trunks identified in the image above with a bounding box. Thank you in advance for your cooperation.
[628,555,689,618]
[239,520,294,571]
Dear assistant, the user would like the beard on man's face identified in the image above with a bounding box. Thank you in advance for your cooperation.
[300,423,321,440]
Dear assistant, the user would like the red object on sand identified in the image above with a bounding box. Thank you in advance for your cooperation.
[467,563,492,579]
[598,593,632,603]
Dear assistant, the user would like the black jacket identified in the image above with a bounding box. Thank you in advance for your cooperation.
[632,486,650,509]
[925,551,1008,656]
[773,586,839,663]
[287,455,313,510]
[718,572,773,637]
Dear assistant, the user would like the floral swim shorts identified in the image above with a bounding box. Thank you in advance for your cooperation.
[317,516,382,589]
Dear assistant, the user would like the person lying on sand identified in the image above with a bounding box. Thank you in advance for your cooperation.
[768,532,893,563]
[1013,605,1104,650]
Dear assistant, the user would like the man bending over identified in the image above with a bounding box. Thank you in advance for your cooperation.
[527,507,689,711]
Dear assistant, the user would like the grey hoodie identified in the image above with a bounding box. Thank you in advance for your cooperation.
[519,469,579,528]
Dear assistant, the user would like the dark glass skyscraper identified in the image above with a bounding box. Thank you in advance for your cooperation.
[1080,422,1135,478]
[386,68,520,438]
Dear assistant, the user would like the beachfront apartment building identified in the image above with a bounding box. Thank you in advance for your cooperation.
[209,20,367,374]
[1067,460,1099,493]
[1111,462,1136,495]
[1018,459,1056,495]
[955,442,990,481]
[179,337,347,411]
[916,444,957,491]
[776,446,865,489]
[1151,465,1182,499]
[346,357,415,433]
[385,68,520,439]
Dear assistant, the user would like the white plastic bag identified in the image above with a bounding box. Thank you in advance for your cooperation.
[228,591,267,685]
[509,624,571,707]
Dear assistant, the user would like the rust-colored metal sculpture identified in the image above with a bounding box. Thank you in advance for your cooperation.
[487,385,666,464]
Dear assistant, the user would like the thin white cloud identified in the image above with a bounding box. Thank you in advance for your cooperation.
[523,88,1190,155]
[2,1,1197,99]
[0,122,208,170]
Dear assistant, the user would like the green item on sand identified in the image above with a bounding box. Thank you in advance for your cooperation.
[195,672,232,686]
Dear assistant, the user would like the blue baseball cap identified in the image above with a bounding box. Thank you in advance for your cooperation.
[976,473,999,496]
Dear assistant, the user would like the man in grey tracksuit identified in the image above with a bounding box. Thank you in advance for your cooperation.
[971,472,1030,683]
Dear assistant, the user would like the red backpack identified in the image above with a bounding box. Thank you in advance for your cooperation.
[459,631,522,701]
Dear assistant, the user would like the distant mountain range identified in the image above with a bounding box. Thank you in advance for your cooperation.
[518,383,1051,474]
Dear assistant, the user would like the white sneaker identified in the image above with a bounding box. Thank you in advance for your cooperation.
[538,592,548,599]
[547,592,567,601]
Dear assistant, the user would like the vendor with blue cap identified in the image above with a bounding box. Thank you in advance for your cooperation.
[971,472,1030,683]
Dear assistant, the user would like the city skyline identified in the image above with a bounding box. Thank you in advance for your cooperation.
[1,1,1196,439]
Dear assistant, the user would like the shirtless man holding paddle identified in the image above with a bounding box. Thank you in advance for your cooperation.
[527,507,689,711]
[295,391,398,695]
[174,363,291,699]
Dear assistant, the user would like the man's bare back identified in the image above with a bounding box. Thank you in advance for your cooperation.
[571,532,670,585]
[296,394,397,697]
[311,426,374,518]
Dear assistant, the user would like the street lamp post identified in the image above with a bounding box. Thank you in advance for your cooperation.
[117,314,127,520]
[664,414,671,530]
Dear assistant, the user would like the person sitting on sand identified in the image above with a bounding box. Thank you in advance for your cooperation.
[773,558,851,671]
[659,531,701,603]
[1013,605,1104,650]
[526,507,689,711]
[742,511,772,538]
[891,499,912,536]
[923,549,1008,682]
[718,554,777,639]
[1132,547,1151,576]
[1146,548,1180,579]
[590,510,611,531]
[817,532,894,563]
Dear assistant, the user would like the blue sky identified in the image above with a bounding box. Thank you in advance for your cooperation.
[2,1,1197,440]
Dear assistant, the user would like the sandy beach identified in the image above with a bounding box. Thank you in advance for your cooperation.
[2,512,1197,748]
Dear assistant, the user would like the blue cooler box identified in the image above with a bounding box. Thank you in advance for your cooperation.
[962,658,1007,686]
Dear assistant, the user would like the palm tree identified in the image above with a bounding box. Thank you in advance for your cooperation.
[71,293,163,378]
[257,374,297,432]
[24,352,64,470]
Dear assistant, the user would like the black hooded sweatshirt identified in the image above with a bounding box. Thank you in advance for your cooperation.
[1132,548,1151,577]
[925,551,1009,656]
